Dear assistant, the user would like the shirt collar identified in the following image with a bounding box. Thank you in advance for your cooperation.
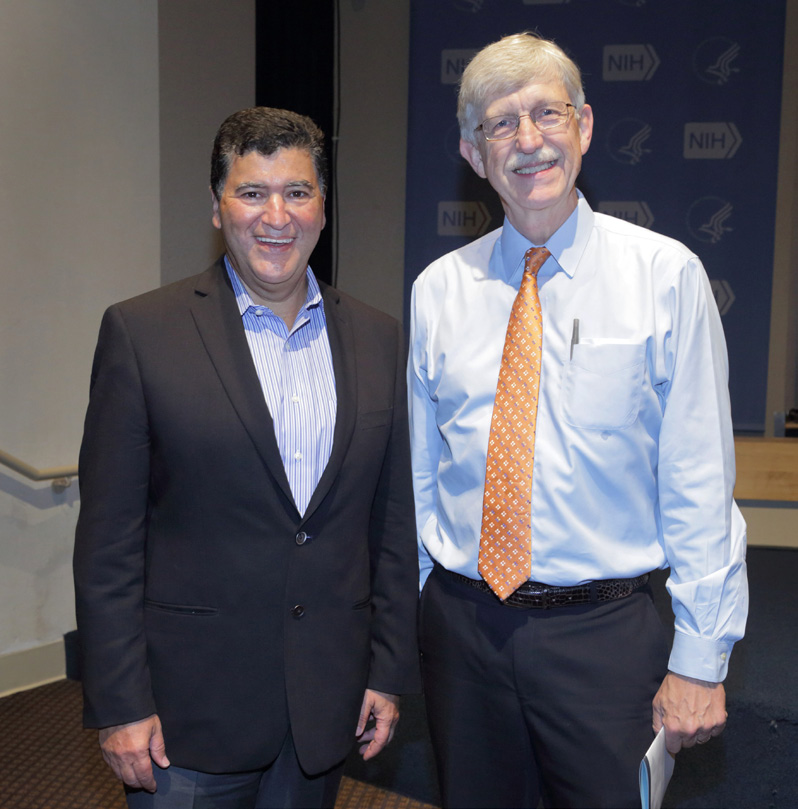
[497,190,594,283]
[224,256,323,317]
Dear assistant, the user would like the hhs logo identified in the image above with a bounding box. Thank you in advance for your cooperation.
[441,49,476,84]
[687,197,734,244]
[438,202,492,237]
[597,201,654,229]
[449,0,484,11]
[694,37,741,85]
[606,118,653,165]
[684,123,742,159]
[603,45,659,81]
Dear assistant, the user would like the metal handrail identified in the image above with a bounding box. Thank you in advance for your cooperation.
[0,447,78,490]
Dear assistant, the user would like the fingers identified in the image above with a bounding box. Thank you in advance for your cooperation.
[98,714,168,792]
[356,689,401,761]
[148,718,171,770]
[652,673,728,755]
[101,740,157,791]
[355,693,374,738]
[359,711,397,761]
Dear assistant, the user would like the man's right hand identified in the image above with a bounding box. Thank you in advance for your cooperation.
[98,714,170,792]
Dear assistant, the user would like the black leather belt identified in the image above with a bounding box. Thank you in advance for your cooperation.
[441,567,649,609]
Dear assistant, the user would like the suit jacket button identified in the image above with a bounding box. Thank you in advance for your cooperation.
[295,531,308,545]
[291,605,305,619]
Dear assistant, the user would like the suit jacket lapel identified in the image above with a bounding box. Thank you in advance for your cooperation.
[302,283,358,521]
[189,259,298,513]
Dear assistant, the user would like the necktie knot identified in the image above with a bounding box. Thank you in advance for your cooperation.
[524,246,550,278]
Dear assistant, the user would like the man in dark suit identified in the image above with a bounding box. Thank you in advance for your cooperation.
[73,107,420,809]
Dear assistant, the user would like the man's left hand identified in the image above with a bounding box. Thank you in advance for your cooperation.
[355,689,400,761]
[652,671,727,755]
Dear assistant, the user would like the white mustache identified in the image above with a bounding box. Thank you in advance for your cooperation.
[506,149,559,172]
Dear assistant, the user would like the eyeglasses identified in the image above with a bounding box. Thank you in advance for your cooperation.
[476,102,577,141]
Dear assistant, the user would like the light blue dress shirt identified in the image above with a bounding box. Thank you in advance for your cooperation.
[226,259,336,516]
[408,194,747,682]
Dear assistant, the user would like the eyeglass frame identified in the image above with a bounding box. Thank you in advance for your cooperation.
[475,102,579,142]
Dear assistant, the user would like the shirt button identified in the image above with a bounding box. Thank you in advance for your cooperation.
[295,531,308,545]
[255,308,265,317]
[291,605,305,619]
[720,652,727,661]
[292,394,300,403]
[294,451,303,461]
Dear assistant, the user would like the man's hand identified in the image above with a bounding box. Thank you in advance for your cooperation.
[652,672,727,755]
[98,714,170,792]
[355,689,401,761]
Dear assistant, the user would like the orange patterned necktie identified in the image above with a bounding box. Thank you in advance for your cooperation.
[478,246,550,600]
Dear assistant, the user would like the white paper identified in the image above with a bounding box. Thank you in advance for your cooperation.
[639,727,675,809]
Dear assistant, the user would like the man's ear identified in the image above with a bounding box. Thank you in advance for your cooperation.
[211,187,221,230]
[578,104,594,157]
[460,138,487,179]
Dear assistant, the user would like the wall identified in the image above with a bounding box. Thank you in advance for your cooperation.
[0,0,254,696]
[335,0,410,321]
[158,0,254,285]
[0,0,161,695]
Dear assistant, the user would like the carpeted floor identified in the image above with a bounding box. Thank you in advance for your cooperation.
[0,679,437,809]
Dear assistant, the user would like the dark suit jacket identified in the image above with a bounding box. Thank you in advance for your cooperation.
[73,258,420,775]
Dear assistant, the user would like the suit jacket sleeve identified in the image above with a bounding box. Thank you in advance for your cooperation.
[365,317,421,695]
[73,303,157,728]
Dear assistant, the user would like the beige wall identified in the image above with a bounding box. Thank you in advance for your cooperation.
[335,0,410,321]
[765,0,798,433]
[158,0,255,285]
[0,0,254,696]
[0,0,161,695]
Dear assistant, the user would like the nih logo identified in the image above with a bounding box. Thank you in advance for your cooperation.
[597,201,654,229]
[603,45,660,81]
[710,280,736,316]
[437,202,492,237]
[684,123,742,159]
[441,49,476,84]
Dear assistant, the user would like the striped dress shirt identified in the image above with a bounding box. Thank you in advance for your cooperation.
[226,258,336,515]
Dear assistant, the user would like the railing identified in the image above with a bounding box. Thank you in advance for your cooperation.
[0,447,78,492]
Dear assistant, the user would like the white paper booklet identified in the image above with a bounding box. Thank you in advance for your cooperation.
[639,727,675,809]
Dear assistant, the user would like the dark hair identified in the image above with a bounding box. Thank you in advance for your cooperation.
[210,107,328,198]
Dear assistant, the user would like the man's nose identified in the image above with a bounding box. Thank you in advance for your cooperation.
[515,115,544,150]
[261,195,290,228]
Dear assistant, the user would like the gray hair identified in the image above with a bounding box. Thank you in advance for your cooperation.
[458,32,586,145]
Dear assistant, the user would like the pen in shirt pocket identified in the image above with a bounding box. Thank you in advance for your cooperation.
[570,318,580,360]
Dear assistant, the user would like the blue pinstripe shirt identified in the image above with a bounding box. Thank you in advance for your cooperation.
[226,258,337,515]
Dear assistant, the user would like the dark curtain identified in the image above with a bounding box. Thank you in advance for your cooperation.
[255,1,336,285]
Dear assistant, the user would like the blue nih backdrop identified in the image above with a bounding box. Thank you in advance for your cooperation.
[403,0,786,433]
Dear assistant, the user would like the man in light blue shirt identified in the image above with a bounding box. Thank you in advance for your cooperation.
[408,32,747,808]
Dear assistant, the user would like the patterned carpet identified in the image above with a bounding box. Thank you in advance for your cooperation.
[0,679,437,809]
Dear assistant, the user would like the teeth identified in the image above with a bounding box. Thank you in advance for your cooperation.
[256,237,293,244]
[515,161,556,175]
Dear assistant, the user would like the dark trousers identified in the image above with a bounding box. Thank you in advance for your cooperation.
[419,565,670,809]
[125,729,345,809]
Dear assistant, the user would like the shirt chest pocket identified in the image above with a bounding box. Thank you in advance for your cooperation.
[561,342,646,430]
